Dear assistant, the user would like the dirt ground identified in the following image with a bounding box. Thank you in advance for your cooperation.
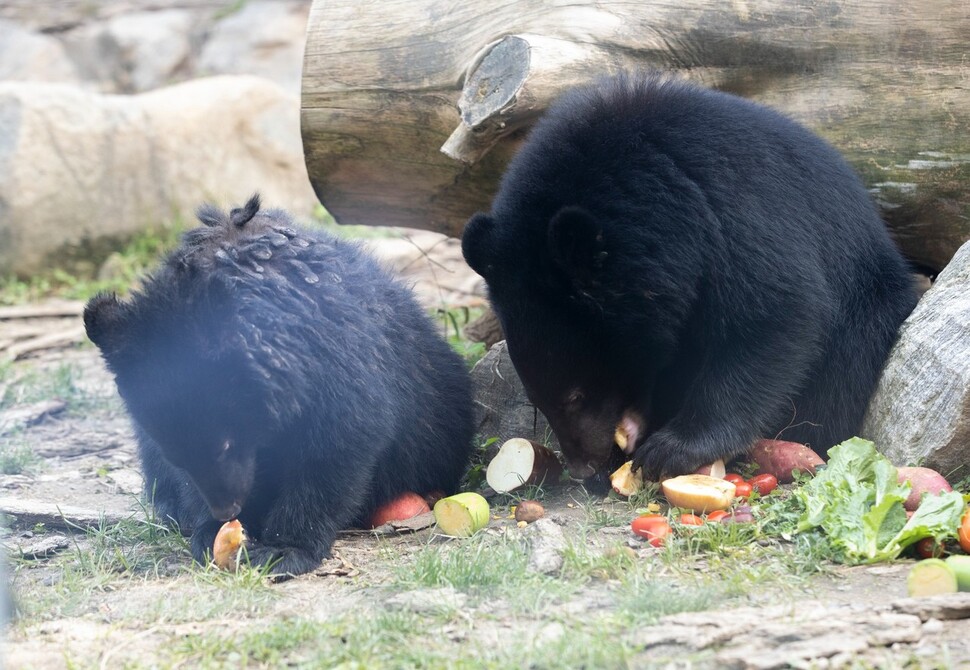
[2,236,969,668]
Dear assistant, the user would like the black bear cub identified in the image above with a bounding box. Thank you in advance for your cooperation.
[85,196,474,575]
[462,73,917,485]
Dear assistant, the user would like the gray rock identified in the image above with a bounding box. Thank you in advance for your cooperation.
[0,20,80,84]
[524,518,566,574]
[64,10,195,93]
[0,76,318,276]
[862,241,970,478]
[198,1,310,95]
[470,341,559,455]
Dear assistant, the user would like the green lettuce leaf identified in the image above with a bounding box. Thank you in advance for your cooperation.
[793,437,963,564]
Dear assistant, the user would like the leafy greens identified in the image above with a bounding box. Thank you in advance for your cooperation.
[793,437,964,564]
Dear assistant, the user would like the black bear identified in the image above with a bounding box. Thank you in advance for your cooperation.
[462,73,917,485]
[85,196,474,575]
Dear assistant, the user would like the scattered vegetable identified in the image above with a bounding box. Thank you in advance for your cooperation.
[723,473,745,485]
[693,459,726,479]
[959,509,970,554]
[631,515,671,547]
[896,467,953,511]
[485,438,562,493]
[678,513,704,526]
[370,491,431,528]
[514,499,545,523]
[705,510,730,522]
[733,481,753,498]
[915,537,946,559]
[945,555,970,591]
[433,492,490,537]
[661,474,736,514]
[610,460,643,497]
[749,438,824,483]
[907,558,957,597]
[748,473,779,496]
[212,519,246,571]
[795,438,965,564]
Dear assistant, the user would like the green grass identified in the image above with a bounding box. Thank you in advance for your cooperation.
[0,222,186,305]
[0,362,103,414]
[0,437,41,475]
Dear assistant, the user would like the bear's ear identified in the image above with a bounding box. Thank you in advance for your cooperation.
[547,206,606,283]
[83,292,128,356]
[461,212,497,279]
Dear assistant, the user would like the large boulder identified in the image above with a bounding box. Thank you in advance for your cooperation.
[0,76,318,276]
[62,10,195,93]
[0,20,80,84]
[862,241,970,478]
[198,1,309,96]
[470,341,559,453]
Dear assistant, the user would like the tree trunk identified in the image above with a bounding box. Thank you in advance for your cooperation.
[302,0,970,272]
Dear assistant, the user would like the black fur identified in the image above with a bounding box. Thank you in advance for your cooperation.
[462,73,917,483]
[85,196,474,575]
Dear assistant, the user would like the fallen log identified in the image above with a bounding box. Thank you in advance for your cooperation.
[302,0,969,272]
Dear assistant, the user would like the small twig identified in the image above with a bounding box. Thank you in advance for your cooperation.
[5,325,86,360]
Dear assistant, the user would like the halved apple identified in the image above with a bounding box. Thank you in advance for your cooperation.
[661,474,736,513]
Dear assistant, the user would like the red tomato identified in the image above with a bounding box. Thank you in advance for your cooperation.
[631,516,671,547]
[679,513,704,526]
[733,482,753,498]
[915,537,946,559]
[705,510,730,522]
[959,508,970,554]
[748,473,779,496]
[724,473,746,485]
[643,521,672,547]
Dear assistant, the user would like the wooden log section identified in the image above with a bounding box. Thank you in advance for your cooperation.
[301,1,970,272]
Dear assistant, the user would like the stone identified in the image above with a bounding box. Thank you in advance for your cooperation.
[63,10,195,93]
[0,76,318,276]
[0,20,80,85]
[198,1,310,95]
[524,518,566,574]
[470,341,559,456]
[862,241,970,479]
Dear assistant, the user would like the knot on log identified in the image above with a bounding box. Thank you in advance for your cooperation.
[441,34,634,165]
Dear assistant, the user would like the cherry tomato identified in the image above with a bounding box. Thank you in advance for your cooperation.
[748,473,779,496]
[631,514,665,535]
[733,482,753,498]
[959,508,970,554]
[915,537,946,559]
[705,510,730,522]
[643,521,672,547]
[724,473,746,485]
[679,513,704,526]
[631,516,671,547]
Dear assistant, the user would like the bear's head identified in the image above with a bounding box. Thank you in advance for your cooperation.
[463,206,640,481]
[85,290,265,521]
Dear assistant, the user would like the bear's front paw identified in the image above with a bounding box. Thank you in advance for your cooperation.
[632,428,710,481]
[245,544,325,578]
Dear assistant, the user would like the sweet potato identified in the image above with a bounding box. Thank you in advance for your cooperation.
[748,439,824,483]
[486,438,562,493]
[896,466,953,512]
[370,491,431,528]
